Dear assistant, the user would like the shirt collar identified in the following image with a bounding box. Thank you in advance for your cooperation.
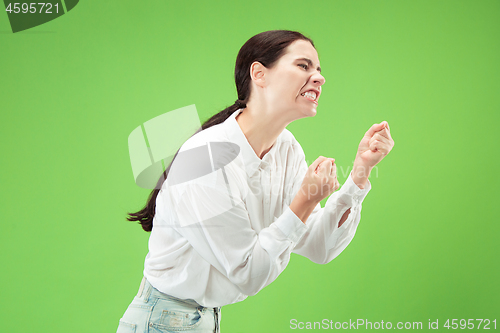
[223,108,275,178]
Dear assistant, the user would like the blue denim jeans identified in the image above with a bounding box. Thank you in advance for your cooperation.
[116,277,221,333]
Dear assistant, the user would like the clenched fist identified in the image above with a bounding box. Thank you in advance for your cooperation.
[355,121,394,168]
[299,156,339,204]
[351,121,395,189]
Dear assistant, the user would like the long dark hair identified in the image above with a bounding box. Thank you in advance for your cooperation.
[127,30,315,231]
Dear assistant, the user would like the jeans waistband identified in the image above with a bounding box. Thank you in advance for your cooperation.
[137,276,202,308]
[137,276,221,332]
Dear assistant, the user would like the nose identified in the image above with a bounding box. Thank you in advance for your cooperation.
[311,71,325,87]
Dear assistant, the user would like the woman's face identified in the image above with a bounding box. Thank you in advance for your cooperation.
[261,39,325,119]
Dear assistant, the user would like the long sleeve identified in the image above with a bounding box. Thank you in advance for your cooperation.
[159,163,308,297]
[290,157,371,264]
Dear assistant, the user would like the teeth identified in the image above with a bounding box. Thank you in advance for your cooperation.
[301,91,317,100]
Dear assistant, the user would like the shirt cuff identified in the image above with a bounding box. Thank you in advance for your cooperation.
[273,206,308,244]
[331,173,372,206]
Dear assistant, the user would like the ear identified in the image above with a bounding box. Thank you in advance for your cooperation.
[250,61,267,88]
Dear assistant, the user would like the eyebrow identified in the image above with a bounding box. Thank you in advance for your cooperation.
[296,57,321,73]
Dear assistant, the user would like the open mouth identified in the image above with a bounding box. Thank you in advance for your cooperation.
[300,91,318,104]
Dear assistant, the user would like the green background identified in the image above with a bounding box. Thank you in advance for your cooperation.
[1,0,498,332]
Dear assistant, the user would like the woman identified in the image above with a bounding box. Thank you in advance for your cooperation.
[118,30,394,333]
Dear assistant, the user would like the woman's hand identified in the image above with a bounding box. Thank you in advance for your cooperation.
[300,156,339,204]
[290,156,339,223]
[351,121,394,188]
[355,121,394,167]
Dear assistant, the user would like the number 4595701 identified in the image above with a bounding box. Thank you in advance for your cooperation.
[444,319,496,329]
[5,3,60,14]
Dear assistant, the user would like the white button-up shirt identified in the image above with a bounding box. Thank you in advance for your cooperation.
[144,109,371,307]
